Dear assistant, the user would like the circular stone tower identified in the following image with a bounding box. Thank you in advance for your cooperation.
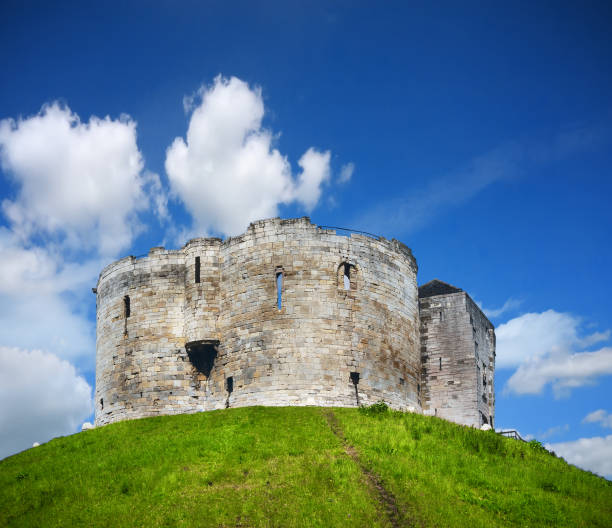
[94,217,421,426]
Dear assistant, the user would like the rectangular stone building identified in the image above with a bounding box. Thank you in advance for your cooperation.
[418,280,495,427]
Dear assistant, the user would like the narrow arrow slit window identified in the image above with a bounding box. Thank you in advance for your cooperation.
[276,271,283,310]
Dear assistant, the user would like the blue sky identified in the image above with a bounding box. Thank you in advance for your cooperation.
[1,1,611,477]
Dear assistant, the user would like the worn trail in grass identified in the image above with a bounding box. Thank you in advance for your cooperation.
[1,406,611,527]
[335,405,611,527]
[324,410,406,528]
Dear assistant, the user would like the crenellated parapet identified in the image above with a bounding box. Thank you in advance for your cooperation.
[94,217,422,426]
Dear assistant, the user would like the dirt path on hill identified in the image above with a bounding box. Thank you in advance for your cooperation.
[324,410,413,528]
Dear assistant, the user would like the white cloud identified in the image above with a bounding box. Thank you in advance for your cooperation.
[497,310,612,397]
[583,410,612,429]
[0,229,97,366]
[0,347,92,460]
[294,147,331,211]
[338,162,354,184]
[505,347,612,398]
[539,424,569,440]
[0,102,164,256]
[547,435,612,479]
[482,297,522,319]
[165,75,332,237]
[496,310,607,368]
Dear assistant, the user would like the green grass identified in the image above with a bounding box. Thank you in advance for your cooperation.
[1,406,610,527]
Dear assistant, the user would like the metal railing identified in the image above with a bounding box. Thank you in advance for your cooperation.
[316,224,381,240]
[498,429,526,442]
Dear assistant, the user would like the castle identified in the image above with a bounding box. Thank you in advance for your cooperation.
[94,217,495,428]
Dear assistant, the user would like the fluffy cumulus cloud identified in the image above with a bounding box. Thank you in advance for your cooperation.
[0,228,97,366]
[496,310,612,397]
[0,102,165,256]
[0,102,171,459]
[583,410,612,429]
[506,348,612,397]
[166,75,332,236]
[0,347,92,460]
[547,435,612,479]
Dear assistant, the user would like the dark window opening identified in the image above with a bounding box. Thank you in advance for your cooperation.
[276,271,283,310]
[124,295,130,318]
[226,376,234,394]
[490,416,493,427]
[195,256,201,283]
[439,357,442,370]
[339,262,357,291]
[343,263,351,290]
[350,371,360,406]
[417,383,421,393]
[100,398,103,410]
[439,311,443,321]
[399,377,405,385]
[186,340,219,379]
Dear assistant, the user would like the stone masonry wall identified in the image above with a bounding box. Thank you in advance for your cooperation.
[419,290,495,427]
[95,217,421,426]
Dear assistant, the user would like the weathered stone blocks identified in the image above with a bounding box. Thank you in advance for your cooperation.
[95,217,422,426]
[95,219,495,428]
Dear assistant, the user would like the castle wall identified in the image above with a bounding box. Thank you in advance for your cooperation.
[214,218,420,410]
[419,291,495,427]
[95,217,421,426]
[468,296,496,425]
[95,249,191,425]
[183,238,222,343]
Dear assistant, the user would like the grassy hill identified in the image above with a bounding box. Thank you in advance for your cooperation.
[1,405,610,527]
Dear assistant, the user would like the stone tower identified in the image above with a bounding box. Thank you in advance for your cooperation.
[94,217,421,426]
[418,280,495,427]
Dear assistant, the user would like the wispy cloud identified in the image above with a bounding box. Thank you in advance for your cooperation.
[539,424,570,440]
[357,142,522,235]
[583,410,612,429]
[338,162,354,184]
[482,297,523,319]
[356,122,609,236]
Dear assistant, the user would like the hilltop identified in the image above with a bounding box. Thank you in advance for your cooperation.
[1,406,610,527]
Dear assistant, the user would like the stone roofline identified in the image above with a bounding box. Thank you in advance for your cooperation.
[96,216,418,287]
[418,282,494,331]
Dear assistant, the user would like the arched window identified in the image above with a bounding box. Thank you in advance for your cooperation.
[343,263,351,290]
[338,262,357,291]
